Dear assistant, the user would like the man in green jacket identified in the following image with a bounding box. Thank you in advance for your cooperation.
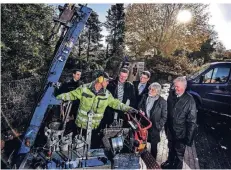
[56,72,137,130]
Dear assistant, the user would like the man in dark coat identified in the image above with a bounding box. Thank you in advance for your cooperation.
[133,71,151,108]
[100,68,136,128]
[59,69,83,119]
[58,69,83,95]
[161,76,197,169]
[56,69,83,136]
[138,82,167,159]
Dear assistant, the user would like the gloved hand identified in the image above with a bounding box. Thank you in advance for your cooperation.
[127,108,139,114]
[139,110,145,116]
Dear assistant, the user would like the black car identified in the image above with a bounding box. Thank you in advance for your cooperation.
[186,62,231,115]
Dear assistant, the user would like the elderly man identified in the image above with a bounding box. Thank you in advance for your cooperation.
[138,82,167,159]
[161,77,197,169]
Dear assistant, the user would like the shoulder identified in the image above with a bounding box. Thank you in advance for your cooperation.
[79,80,84,85]
[159,96,165,101]
[146,82,151,87]
[66,79,72,83]
[81,83,91,89]
[125,81,134,87]
[61,79,70,85]
[185,92,194,100]
[133,81,139,85]
[105,89,112,94]
[141,94,148,102]
[105,89,113,97]
[108,79,117,86]
[167,89,175,98]
[184,92,196,103]
[159,96,167,105]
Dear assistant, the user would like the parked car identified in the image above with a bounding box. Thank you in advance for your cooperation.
[186,62,231,115]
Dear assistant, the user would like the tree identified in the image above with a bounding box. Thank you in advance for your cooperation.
[224,50,231,59]
[105,4,125,59]
[188,38,216,64]
[125,4,212,57]
[1,4,55,80]
[85,11,104,61]
[72,11,104,71]
[213,41,226,59]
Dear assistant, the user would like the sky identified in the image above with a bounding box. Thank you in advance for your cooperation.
[208,4,231,50]
[87,4,112,45]
[87,3,231,50]
[52,3,231,50]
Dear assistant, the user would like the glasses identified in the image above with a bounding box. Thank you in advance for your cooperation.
[149,88,157,92]
[140,76,148,79]
[142,72,150,78]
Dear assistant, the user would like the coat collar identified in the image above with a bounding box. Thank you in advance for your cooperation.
[88,81,107,96]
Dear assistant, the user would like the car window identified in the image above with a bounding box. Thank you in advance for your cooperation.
[202,69,213,83]
[188,63,210,80]
[211,67,230,83]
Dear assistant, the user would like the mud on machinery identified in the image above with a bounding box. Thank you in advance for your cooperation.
[11,4,160,169]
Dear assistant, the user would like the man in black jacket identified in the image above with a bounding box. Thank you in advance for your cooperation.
[58,69,83,94]
[100,68,136,128]
[57,69,83,131]
[161,76,197,169]
[133,71,151,108]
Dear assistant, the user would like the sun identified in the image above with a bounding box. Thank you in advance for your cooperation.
[177,10,192,24]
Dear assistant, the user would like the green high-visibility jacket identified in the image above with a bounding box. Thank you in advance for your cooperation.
[56,82,131,129]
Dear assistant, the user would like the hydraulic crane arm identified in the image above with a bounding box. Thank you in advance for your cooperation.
[17,4,92,155]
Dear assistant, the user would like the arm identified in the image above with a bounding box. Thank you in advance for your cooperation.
[79,80,84,87]
[138,94,145,111]
[56,82,67,95]
[129,83,136,108]
[56,87,82,101]
[157,99,168,131]
[108,93,131,112]
[185,98,197,146]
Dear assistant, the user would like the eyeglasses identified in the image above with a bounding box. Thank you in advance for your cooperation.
[140,76,148,79]
[149,88,157,92]
[141,72,150,78]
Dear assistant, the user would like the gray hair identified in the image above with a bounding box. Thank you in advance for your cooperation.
[173,76,187,88]
[149,82,162,95]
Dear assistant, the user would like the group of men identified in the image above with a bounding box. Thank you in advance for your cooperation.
[56,67,197,169]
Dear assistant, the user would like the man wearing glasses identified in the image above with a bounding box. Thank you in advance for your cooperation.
[101,68,136,128]
[133,71,151,108]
